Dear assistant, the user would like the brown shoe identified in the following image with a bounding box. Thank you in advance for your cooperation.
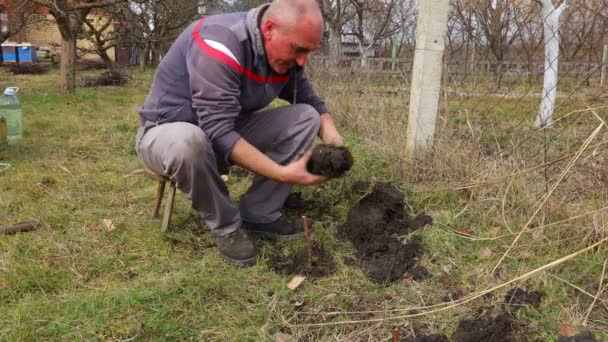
[214,228,257,267]
[244,216,310,241]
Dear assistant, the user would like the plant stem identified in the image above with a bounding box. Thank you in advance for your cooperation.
[303,216,313,270]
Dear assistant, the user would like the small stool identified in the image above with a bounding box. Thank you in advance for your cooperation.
[126,168,176,232]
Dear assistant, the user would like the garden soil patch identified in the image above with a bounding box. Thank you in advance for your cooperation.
[268,242,337,278]
[453,314,518,342]
[504,287,541,309]
[339,182,433,284]
[402,334,449,342]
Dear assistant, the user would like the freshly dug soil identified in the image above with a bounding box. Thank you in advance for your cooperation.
[268,242,337,278]
[339,182,433,283]
[307,144,353,178]
[402,334,449,342]
[557,331,600,342]
[83,70,128,87]
[504,287,541,309]
[453,314,517,342]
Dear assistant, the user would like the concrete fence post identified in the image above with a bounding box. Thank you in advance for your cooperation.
[405,0,450,170]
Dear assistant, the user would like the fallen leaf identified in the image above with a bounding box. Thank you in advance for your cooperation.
[442,264,453,274]
[402,275,414,285]
[293,297,308,308]
[102,219,116,231]
[273,332,292,342]
[532,228,544,240]
[221,175,229,182]
[488,226,502,237]
[137,211,145,216]
[287,275,306,290]
[86,224,102,232]
[458,227,475,236]
[520,251,533,261]
[558,324,574,337]
[479,247,493,258]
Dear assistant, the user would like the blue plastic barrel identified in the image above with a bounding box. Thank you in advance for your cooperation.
[17,44,37,62]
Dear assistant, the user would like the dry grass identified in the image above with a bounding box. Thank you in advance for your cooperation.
[0,65,607,340]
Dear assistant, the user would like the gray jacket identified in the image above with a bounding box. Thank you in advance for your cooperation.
[138,4,328,162]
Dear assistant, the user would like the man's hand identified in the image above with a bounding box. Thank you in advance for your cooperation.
[279,150,326,185]
[230,138,325,185]
[319,113,344,146]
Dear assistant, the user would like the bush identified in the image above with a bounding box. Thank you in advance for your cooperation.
[7,62,51,75]
[82,70,129,87]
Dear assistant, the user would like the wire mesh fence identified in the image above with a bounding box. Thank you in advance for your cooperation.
[307,0,608,295]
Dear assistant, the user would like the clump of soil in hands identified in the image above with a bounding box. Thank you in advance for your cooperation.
[306,144,354,178]
[339,182,433,284]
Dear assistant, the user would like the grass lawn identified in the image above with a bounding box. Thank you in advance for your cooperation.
[1,66,607,340]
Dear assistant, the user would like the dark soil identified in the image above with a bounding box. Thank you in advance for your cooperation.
[453,314,517,342]
[268,242,337,278]
[306,144,353,178]
[283,191,316,211]
[8,62,50,74]
[77,59,108,70]
[402,334,449,342]
[504,287,541,309]
[557,331,600,342]
[338,182,433,283]
[83,70,129,87]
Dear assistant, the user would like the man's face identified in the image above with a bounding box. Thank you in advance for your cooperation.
[261,17,322,75]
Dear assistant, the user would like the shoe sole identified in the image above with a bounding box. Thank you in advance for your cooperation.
[247,230,304,241]
[221,255,257,267]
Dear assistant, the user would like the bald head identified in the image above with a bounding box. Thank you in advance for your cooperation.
[260,0,324,74]
[262,0,324,32]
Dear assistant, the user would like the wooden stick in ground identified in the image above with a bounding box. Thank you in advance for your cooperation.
[302,216,313,270]
[392,327,400,342]
[0,220,40,235]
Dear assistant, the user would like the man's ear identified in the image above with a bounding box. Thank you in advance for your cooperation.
[261,19,276,41]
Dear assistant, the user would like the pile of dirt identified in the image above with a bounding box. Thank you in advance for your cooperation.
[504,287,541,309]
[339,182,433,283]
[77,59,108,70]
[557,331,600,342]
[83,70,129,87]
[453,314,517,342]
[402,334,449,342]
[268,242,337,278]
[307,144,353,178]
[8,62,50,74]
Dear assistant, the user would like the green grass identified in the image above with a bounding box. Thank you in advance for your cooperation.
[1,66,607,340]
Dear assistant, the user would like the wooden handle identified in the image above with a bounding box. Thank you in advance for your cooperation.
[0,220,40,235]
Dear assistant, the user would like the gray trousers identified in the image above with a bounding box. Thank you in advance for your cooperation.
[136,104,320,236]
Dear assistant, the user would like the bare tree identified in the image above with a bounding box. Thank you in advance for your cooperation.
[318,0,353,65]
[0,0,39,45]
[343,0,403,67]
[30,0,124,94]
[115,0,199,70]
[452,0,523,89]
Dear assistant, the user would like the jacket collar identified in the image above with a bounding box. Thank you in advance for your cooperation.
[246,4,270,68]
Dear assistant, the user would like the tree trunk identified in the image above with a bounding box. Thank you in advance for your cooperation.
[328,25,342,66]
[536,0,570,128]
[59,35,77,95]
[139,45,148,71]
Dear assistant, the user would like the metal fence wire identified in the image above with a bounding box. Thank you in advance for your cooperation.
[307,0,608,254]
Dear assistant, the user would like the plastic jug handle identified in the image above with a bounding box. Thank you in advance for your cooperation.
[3,87,19,95]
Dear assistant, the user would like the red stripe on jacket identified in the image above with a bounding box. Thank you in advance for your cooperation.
[192,18,290,84]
